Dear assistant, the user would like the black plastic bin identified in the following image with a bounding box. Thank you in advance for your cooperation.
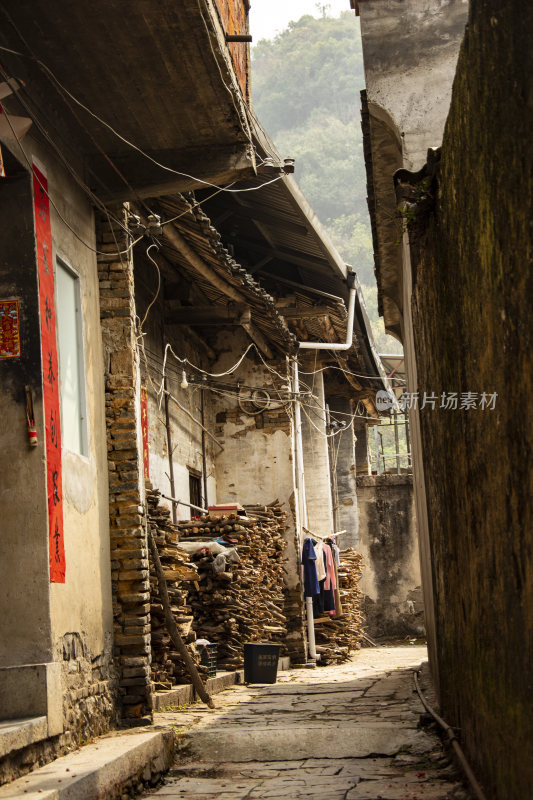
[243,643,281,684]
[200,644,217,678]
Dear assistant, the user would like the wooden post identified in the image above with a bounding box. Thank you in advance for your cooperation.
[148,527,214,708]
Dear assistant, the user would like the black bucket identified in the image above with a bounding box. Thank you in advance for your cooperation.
[243,643,281,684]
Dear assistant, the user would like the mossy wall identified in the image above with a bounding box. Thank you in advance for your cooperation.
[410,2,533,797]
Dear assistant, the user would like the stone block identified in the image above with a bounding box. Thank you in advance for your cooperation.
[115,634,150,647]
[0,662,63,737]
[118,570,149,582]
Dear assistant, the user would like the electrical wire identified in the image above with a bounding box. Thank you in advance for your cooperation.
[146,340,377,421]
[300,401,359,438]
[0,64,136,239]
[297,362,406,385]
[137,242,161,334]
[0,104,143,257]
[162,341,254,381]
[161,184,234,227]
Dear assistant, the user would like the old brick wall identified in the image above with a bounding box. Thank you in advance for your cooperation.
[409,1,533,796]
[214,0,250,99]
[97,210,152,724]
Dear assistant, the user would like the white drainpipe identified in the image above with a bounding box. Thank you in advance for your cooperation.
[295,273,357,661]
[299,273,357,352]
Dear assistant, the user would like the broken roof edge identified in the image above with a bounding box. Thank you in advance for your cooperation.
[156,192,298,355]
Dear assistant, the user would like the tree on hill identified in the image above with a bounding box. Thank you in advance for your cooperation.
[252,11,402,354]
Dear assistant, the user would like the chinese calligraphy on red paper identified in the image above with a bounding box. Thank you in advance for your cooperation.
[0,300,21,358]
[33,162,65,582]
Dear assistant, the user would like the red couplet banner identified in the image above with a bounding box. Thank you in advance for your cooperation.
[33,163,65,583]
[140,386,150,480]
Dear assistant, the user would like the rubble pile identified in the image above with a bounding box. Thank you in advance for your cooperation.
[180,503,289,671]
[314,548,365,665]
[147,489,205,689]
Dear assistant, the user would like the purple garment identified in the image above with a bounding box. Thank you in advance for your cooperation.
[302,537,320,597]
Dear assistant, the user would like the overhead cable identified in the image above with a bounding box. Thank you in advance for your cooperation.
[0,105,142,257]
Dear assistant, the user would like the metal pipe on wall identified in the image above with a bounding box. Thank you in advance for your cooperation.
[294,274,358,661]
[299,280,357,351]
[292,356,318,662]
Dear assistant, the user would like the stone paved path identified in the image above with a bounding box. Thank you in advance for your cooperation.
[146,647,471,800]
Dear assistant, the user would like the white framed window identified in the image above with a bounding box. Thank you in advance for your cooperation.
[55,259,88,456]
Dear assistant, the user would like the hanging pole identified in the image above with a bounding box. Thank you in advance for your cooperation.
[200,387,209,509]
[163,376,178,524]
[405,413,411,469]
[373,425,382,475]
[394,412,401,474]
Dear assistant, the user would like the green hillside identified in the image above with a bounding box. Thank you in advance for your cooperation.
[252,11,402,354]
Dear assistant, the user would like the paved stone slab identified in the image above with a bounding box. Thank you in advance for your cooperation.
[143,647,472,800]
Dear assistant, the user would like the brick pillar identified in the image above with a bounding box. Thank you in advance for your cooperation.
[96,210,152,724]
[355,422,371,476]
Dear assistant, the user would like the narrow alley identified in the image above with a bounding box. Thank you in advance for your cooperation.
[147,647,469,800]
[0,1,531,798]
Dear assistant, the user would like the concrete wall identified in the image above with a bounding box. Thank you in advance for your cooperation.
[300,363,334,537]
[0,136,116,754]
[359,0,469,686]
[357,475,423,639]
[359,0,469,171]
[0,159,52,669]
[405,1,533,795]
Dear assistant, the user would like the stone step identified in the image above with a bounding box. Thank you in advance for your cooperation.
[0,730,173,800]
[153,657,291,711]
[0,717,48,759]
[177,722,435,762]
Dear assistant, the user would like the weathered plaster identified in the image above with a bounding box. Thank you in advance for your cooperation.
[407,1,533,793]
[357,474,423,638]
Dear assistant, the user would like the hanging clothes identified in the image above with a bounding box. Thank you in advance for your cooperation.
[314,540,327,581]
[331,539,341,567]
[323,542,337,616]
[313,543,336,616]
[324,543,336,592]
[302,537,320,597]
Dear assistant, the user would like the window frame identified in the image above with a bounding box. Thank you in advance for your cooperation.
[54,257,88,457]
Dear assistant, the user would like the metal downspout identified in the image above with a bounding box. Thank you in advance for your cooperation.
[295,273,357,661]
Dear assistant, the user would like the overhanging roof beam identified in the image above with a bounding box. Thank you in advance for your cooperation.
[163,224,247,304]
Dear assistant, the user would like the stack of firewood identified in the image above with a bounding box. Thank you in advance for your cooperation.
[181,503,289,671]
[147,489,205,689]
[313,547,365,665]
